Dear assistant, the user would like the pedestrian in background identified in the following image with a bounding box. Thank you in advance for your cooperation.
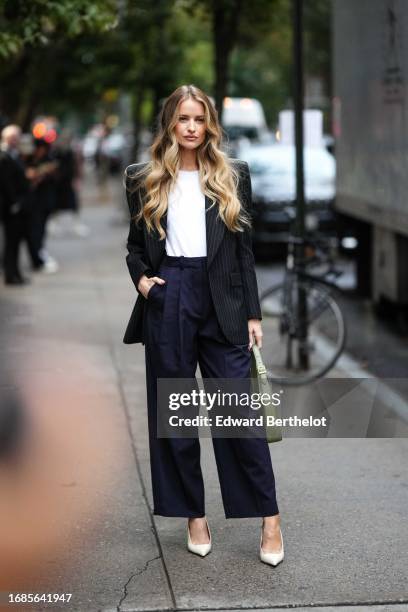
[0,125,30,285]
[50,130,89,238]
[123,85,284,566]
[24,138,59,273]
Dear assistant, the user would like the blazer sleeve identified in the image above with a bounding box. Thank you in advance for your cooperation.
[236,161,262,320]
[124,169,153,293]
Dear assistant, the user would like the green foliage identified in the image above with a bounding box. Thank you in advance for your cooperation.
[304,0,332,88]
[0,0,117,58]
[0,0,332,134]
[229,0,293,126]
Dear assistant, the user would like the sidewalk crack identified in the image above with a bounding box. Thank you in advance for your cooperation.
[116,555,161,611]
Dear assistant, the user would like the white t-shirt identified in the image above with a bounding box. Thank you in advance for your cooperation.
[165,170,207,257]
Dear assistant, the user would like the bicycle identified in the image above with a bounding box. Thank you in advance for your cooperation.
[259,208,347,385]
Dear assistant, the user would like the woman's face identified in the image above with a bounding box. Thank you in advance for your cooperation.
[174,98,206,151]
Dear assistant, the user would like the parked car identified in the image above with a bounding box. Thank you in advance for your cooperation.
[238,144,337,255]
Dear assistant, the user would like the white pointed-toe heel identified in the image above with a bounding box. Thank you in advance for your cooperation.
[259,524,284,567]
[187,517,212,557]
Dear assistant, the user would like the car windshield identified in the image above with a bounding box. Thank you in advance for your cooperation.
[249,158,289,176]
[225,126,259,140]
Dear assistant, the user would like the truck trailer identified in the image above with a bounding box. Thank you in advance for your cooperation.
[332,0,408,318]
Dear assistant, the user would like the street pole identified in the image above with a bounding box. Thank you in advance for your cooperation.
[293,0,309,369]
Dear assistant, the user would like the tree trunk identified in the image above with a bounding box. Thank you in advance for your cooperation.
[131,87,144,163]
[212,0,242,123]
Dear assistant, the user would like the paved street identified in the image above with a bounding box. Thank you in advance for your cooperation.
[0,180,407,612]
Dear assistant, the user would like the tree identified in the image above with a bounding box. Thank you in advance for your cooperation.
[0,0,332,144]
[0,0,117,58]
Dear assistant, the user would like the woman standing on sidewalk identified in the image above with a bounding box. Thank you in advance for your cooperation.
[123,84,283,566]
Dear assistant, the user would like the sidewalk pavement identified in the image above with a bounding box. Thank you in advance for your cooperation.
[0,198,407,612]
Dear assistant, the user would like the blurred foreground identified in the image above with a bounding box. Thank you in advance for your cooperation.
[0,174,407,610]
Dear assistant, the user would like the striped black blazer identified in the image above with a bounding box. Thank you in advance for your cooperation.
[123,158,262,345]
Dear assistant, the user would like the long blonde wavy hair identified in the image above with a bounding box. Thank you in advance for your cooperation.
[126,84,250,239]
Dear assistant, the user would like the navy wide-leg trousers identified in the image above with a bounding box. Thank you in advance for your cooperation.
[144,254,279,519]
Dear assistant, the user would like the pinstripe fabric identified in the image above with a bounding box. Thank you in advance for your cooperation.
[123,158,262,345]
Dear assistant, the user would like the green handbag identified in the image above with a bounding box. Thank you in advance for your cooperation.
[250,345,282,443]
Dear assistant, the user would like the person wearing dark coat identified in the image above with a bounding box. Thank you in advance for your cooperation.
[24,138,59,271]
[0,125,30,285]
[123,85,284,566]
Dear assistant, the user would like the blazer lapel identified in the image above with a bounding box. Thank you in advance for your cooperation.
[205,194,225,268]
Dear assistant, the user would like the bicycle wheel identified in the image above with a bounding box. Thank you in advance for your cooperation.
[260,277,346,385]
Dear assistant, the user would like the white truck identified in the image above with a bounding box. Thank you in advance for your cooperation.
[333,0,408,312]
[220,97,270,155]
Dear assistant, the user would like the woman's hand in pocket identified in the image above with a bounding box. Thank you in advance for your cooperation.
[137,275,166,299]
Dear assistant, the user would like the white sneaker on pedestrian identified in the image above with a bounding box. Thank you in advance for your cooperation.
[42,259,59,273]
[38,250,59,274]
